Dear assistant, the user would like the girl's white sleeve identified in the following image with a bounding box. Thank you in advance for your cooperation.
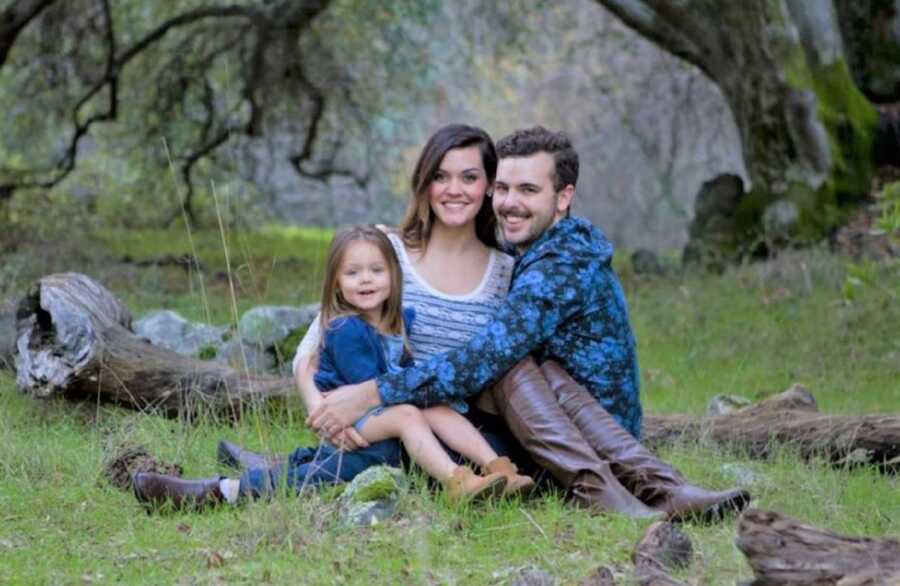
[291,314,321,376]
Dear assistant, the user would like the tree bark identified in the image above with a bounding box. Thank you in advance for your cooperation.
[632,522,692,586]
[595,0,881,266]
[14,272,294,415]
[737,508,900,585]
[642,385,900,471]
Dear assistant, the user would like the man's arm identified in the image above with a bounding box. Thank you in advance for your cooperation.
[308,253,588,434]
[376,255,587,407]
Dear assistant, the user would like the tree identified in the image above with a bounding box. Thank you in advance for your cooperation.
[595,0,899,265]
[0,0,435,225]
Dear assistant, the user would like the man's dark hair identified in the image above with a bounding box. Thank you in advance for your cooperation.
[496,126,579,192]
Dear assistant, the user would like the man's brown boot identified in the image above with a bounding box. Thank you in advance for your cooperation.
[541,361,750,523]
[492,357,662,519]
[445,466,507,503]
[217,440,285,470]
[133,472,224,511]
[485,457,535,498]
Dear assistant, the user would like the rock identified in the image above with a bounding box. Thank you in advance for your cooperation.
[134,310,228,358]
[511,567,557,586]
[721,463,759,486]
[215,339,276,374]
[631,249,664,276]
[682,174,746,272]
[338,465,405,527]
[762,199,800,244]
[705,394,752,417]
[238,305,317,349]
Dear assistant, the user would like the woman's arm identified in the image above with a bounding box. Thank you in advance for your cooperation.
[295,353,323,413]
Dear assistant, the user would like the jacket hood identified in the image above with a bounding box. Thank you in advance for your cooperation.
[523,216,615,267]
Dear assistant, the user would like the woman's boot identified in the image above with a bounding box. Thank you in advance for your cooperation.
[540,361,750,522]
[132,472,223,511]
[491,358,662,519]
[445,466,507,503]
[485,457,535,498]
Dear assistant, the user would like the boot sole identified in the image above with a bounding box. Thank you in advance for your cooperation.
[468,476,508,503]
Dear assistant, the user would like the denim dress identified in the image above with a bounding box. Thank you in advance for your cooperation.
[239,310,414,497]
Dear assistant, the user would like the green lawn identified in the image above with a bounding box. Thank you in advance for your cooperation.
[1,228,897,584]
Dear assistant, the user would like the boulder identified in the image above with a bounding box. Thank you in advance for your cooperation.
[338,465,405,527]
[238,305,317,349]
[134,310,228,358]
[215,339,276,374]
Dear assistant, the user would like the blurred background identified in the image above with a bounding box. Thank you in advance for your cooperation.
[1,0,752,252]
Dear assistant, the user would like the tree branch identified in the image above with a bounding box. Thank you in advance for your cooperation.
[0,0,58,69]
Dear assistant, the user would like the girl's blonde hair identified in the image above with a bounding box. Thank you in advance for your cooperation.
[320,225,406,338]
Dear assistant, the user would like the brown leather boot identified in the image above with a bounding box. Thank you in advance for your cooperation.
[217,440,285,470]
[485,457,535,498]
[133,472,224,511]
[540,361,751,523]
[491,357,661,519]
[445,466,507,503]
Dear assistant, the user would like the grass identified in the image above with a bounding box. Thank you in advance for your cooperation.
[1,226,898,584]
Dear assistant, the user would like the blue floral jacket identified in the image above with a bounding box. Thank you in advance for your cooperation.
[376,217,642,438]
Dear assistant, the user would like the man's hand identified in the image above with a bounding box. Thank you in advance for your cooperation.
[307,379,380,441]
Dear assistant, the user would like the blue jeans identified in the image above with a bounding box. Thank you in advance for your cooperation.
[238,439,403,498]
[237,407,540,499]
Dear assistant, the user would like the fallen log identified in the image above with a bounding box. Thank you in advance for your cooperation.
[642,386,900,472]
[14,272,294,415]
[737,509,900,585]
[0,298,15,370]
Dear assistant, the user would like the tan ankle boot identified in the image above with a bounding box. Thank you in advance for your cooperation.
[485,457,535,498]
[445,466,507,503]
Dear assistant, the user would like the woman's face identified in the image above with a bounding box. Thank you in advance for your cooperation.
[428,145,490,230]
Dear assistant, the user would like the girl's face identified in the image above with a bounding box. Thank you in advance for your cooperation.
[337,240,392,322]
[428,145,490,230]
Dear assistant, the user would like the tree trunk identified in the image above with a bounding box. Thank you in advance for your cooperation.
[595,0,881,266]
[737,508,900,585]
[642,385,900,471]
[14,272,294,415]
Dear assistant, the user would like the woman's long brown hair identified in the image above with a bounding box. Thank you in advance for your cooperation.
[319,225,406,340]
[398,124,498,251]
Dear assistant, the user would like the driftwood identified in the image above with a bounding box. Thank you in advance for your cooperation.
[737,509,900,585]
[14,272,294,414]
[642,386,900,472]
[632,522,691,586]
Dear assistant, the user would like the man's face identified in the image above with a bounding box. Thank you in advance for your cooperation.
[493,153,574,251]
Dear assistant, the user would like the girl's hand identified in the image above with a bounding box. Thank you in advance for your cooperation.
[331,427,370,451]
[307,380,380,439]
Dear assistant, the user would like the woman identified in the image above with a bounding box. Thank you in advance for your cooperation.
[133,124,531,508]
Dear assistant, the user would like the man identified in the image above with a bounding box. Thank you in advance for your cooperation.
[309,126,749,520]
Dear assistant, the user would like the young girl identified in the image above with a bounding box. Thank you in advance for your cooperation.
[306,224,533,502]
